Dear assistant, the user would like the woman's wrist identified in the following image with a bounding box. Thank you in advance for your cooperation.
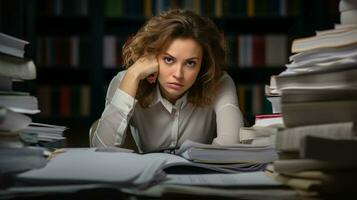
[126,67,142,83]
[119,69,141,98]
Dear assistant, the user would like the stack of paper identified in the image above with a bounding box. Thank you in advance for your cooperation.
[16,149,167,189]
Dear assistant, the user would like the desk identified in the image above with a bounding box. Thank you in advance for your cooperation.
[0,147,339,200]
[1,183,298,200]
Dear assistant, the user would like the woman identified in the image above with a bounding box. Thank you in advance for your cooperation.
[92,9,244,153]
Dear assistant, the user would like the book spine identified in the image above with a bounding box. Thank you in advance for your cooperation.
[252,35,265,67]
[59,85,71,117]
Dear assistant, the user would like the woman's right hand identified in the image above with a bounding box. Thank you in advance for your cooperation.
[127,55,159,84]
[119,55,158,97]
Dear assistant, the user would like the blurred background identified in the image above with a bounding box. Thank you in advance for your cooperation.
[0,0,339,147]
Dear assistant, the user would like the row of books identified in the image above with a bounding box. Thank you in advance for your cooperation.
[38,0,89,16]
[103,34,288,69]
[37,0,302,18]
[225,34,287,68]
[36,34,287,69]
[36,36,90,68]
[237,84,272,119]
[105,0,301,18]
[34,83,268,121]
[0,32,67,148]
[36,84,91,118]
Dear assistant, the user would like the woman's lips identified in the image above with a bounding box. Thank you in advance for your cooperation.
[167,82,184,90]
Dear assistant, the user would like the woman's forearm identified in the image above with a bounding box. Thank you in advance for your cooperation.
[119,69,141,98]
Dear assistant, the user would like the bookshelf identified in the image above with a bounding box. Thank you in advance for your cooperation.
[0,0,340,146]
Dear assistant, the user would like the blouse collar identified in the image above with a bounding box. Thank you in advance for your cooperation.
[149,84,188,113]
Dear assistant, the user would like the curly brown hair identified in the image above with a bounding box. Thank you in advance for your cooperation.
[122,9,226,107]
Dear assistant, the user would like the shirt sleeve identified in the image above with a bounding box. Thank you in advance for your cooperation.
[91,70,137,147]
[212,72,244,145]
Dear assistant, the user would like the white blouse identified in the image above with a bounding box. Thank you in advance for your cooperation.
[92,70,244,153]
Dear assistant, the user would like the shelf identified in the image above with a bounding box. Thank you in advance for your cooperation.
[36,16,90,35]
[36,68,90,84]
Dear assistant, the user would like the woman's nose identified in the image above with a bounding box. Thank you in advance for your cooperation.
[173,64,183,79]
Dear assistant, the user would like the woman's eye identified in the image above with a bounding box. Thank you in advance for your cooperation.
[163,57,174,64]
[186,61,196,68]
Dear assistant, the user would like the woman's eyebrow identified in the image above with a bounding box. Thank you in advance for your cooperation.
[164,52,199,60]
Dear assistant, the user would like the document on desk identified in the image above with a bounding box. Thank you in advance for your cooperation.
[163,172,282,187]
[16,149,167,189]
[124,172,294,198]
[176,140,279,164]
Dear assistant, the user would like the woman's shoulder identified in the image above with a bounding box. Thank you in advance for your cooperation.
[107,69,127,89]
[218,71,234,83]
[110,69,127,82]
[116,69,127,79]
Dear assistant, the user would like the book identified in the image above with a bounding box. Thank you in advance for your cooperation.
[300,135,357,164]
[275,66,357,91]
[273,159,357,174]
[0,93,40,114]
[21,122,67,143]
[286,45,357,70]
[275,122,355,152]
[0,106,31,133]
[254,113,283,127]
[282,56,357,76]
[176,140,279,165]
[265,34,287,67]
[279,88,357,127]
[339,0,357,12]
[0,53,36,80]
[239,126,278,145]
[341,9,357,25]
[0,32,29,58]
[291,26,357,53]
[281,88,357,104]
[289,42,357,66]
[282,100,357,127]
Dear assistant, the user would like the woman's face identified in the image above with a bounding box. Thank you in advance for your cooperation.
[157,38,203,104]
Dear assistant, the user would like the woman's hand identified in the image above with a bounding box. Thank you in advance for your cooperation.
[128,55,158,84]
[119,55,158,97]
